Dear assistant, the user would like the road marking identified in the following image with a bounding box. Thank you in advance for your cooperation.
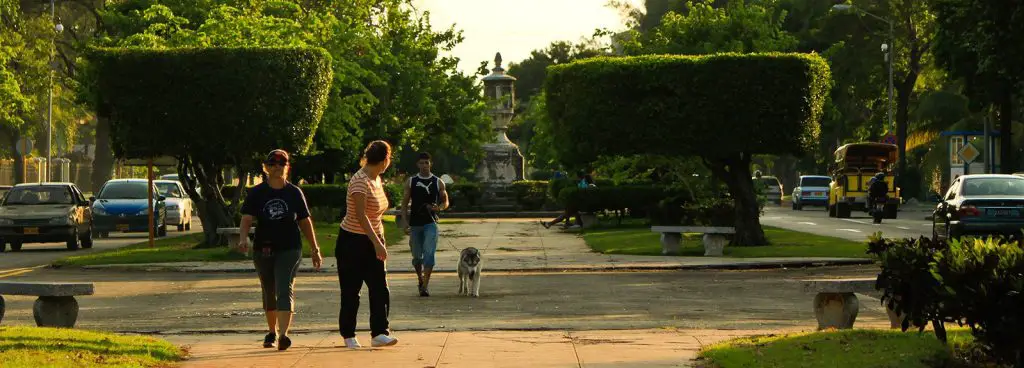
[896,226,911,230]
[840,219,870,225]
[837,229,862,233]
[0,266,42,279]
[797,222,817,226]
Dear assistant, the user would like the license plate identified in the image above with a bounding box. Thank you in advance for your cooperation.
[988,209,1019,217]
[116,224,129,231]
[23,227,38,235]
[813,192,823,196]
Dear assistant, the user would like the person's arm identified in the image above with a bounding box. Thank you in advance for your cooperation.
[401,177,413,232]
[437,179,450,211]
[295,188,322,270]
[238,215,254,253]
[352,190,387,261]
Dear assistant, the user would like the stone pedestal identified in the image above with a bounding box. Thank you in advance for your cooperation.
[579,213,598,229]
[476,141,525,190]
[660,233,682,255]
[702,234,728,256]
[33,296,79,327]
[813,292,860,330]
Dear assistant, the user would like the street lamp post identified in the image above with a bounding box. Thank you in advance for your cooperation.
[832,4,895,135]
[47,0,63,182]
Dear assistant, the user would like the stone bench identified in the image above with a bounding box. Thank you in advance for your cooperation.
[651,226,734,256]
[218,227,254,256]
[0,282,94,328]
[802,278,904,330]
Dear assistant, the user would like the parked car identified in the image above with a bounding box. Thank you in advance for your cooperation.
[792,175,831,210]
[753,176,783,205]
[0,183,94,252]
[0,185,11,200]
[91,179,167,238]
[155,179,193,231]
[933,174,1024,240]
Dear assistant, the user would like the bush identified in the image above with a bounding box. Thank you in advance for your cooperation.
[544,53,830,165]
[557,185,679,214]
[511,180,549,210]
[869,235,1024,365]
[448,182,483,209]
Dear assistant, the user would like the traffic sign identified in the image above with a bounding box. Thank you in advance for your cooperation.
[881,134,897,145]
[15,138,33,155]
[958,143,981,164]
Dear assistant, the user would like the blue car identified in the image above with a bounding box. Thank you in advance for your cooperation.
[91,179,167,238]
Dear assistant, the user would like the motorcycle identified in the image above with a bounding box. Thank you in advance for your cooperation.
[869,196,887,224]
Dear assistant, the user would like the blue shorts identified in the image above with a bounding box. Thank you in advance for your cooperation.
[409,222,438,268]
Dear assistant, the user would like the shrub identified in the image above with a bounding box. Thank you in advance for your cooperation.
[448,182,483,209]
[557,185,679,214]
[869,235,1024,365]
[511,180,549,210]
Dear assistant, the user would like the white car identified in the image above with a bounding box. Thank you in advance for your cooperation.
[155,180,193,231]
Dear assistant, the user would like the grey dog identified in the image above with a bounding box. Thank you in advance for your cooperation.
[457,247,482,297]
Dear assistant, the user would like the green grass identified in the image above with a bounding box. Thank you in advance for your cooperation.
[699,329,974,368]
[55,216,404,266]
[0,326,184,368]
[584,225,871,258]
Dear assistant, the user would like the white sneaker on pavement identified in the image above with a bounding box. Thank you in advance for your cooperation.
[371,334,399,347]
[344,337,362,348]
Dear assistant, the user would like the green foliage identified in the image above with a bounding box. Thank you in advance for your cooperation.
[544,53,830,165]
[447,182,483,209]
[620,0,799,55]
[868,235,1024,365]
[223,183,401,210]
[92,47,332,161]
[510,180,549,210]
[556,185,681,214]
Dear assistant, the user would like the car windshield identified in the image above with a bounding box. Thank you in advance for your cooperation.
[156,183,183,198]
[756,178,780,187]
[962,178,1024,196]
[98,182,151,200]
[3,186,73,205]
[801,178,831,187]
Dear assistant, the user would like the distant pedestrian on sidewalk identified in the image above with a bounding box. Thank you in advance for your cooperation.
[337,140,399,348]
[238,149,324,351]
[541,170,594,229]
[401,152,450,297]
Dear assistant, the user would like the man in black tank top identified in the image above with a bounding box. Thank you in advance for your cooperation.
[401,152,449,297]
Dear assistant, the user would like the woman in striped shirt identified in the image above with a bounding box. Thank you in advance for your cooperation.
[337,140,399,348]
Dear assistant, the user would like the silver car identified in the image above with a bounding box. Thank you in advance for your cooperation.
[155,180,194,231]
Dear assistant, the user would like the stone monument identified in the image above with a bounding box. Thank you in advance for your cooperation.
[476,52,525,202]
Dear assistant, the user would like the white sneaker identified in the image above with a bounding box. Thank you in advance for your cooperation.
[344,337,362,348]
[371,334,398,347]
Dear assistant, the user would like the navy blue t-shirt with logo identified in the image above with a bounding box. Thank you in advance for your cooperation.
[241,182,311,251]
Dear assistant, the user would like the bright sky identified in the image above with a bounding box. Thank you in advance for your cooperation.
[412,0,639,75]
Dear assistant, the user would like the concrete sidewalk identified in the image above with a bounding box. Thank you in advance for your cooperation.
[79,218,871,273]
[167,328,778,368]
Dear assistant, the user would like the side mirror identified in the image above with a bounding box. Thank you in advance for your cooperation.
[158,195,167,202]
[89,196,96,203]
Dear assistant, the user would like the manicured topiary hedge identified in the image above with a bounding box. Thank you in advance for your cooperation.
[543,53,830,164]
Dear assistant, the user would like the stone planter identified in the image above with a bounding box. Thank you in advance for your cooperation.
[660,232,682,255]
[702,234,728,256]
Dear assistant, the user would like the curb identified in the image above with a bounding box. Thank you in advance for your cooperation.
[70,259,874,274]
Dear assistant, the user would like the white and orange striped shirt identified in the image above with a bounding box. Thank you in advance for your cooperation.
[340,169,389,236]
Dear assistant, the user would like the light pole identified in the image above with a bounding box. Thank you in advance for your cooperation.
[47,0,63,182]
[832,4,895,136]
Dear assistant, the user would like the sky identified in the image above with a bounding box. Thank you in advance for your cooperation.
[411,0,640,75]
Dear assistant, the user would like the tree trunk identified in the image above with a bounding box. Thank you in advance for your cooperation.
[896,69,918,190]
[999,91,1014,173]
[177,156,234,248]
[90,115,114,192]
[706,154,768,246]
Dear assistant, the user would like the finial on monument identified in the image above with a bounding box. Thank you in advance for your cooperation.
[492,52,504,72]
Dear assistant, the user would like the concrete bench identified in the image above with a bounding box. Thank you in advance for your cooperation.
[802,278,904,330]
[218,227,254,256]
[651,226,734,256]
[0,282,94,328]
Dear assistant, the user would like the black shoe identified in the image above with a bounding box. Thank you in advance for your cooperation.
[540,221,551,229]
[420,287,430,297]
[263,332,276,348]
[278,335,292,351]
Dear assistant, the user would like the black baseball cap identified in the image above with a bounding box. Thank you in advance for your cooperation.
[265,149,289,165]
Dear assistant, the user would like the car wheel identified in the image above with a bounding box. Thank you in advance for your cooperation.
[837,203,852,218]
[828,204,837,218]
[9,242,21,251]
[66,228,81,250]
[81,225,94,249]
[932,222,941,240]
[177,222,185,232]
[185,220,191,231]
[0,241,6,252]
[158,224,168,237]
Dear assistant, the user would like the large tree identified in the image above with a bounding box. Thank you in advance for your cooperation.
[545,54,831,245]
[932,0,1024,173]
[90,47,332,245]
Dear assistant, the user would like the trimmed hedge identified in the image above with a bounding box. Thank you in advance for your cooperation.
[92,47,333,161]
[448,183,483,208]
[544,53,830,165]
[868,236,1024,365]
[511,180,549,210]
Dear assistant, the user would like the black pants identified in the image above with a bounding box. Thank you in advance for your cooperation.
[336,229,390,338]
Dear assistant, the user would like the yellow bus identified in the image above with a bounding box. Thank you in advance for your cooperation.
[828,143,901,218]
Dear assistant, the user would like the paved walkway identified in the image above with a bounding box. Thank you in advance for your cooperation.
[167,328,782,367]
[80,218,870,273]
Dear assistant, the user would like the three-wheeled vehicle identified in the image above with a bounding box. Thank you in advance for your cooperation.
[828,143,901,219]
